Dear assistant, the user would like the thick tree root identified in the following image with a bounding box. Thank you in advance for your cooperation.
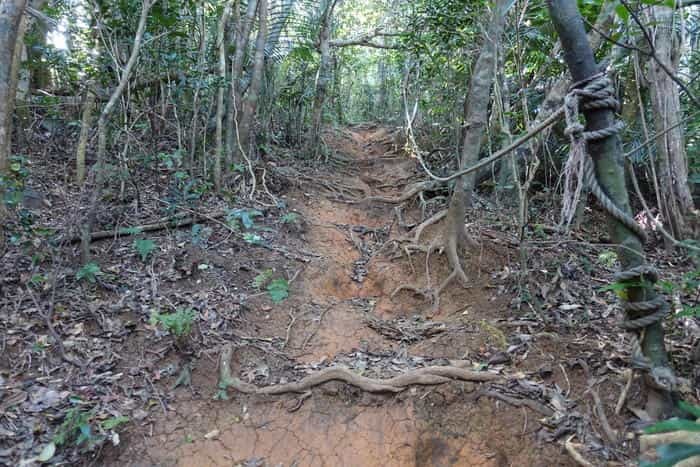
[217,344,500,398]
[347,180,440,205]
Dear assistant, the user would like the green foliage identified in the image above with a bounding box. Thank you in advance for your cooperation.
[243,233,264,245]
[53,407,95,448]
[597,250,618,268]
[281,212,300,224]
[226,208,264,230]
[100,416,130,431]
[76,262,102,283]
[644,419,700,435]
[253,269,274,289]
[190,224,213,246]
[266,279,290,303]
[641,444,700,467]
[150,308,196,339]
[133,238,157,262]
[253,270,289,303]
[640,402,700,466]
[680,401,700,419]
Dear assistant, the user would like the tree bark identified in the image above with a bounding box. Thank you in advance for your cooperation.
[441,0,509,284]
[75,89,96,185]
[645,4,695,243]
[547,0,674,417]
[308,0,340,158]
[225,0,258,168]
[237,0,268,155]
[214,0,236,193]
[0,0,28,173]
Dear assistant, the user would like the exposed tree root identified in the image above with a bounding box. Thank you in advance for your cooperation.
[347,180,440,205]
[390,187,480,313]
[217,344,500,398]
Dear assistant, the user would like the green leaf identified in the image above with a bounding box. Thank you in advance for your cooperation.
[76,262,102,283]
[267,279,289,303]
[679,401,700,419]
[676,306,700,318]
[615,4,630,22]
[253,269,273,289]
[281,212,300,224]
[644,419,700,434]
[243,233,264,245]
[100,416,130,430]
[133,238,156,262]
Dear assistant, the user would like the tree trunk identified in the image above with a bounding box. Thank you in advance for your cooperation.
[214,0,236,193]
[80,0,153,262]
[0,0,28,173]
[308,0,339,158]
[442,0,509,284]
[645,4,695,242]
[226,0,258,168]
[75,89,96,185]
[237,0,268,155]
[547,0,675,417]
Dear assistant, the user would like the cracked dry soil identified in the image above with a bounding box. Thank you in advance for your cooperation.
[108,126,574,466]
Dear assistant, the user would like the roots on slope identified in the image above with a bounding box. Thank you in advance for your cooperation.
[216,344,500,398]
[391,184,479,314]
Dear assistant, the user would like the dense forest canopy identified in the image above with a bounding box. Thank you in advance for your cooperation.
[0,0,699,465]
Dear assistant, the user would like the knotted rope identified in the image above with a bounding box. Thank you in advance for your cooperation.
[562,72,675,391]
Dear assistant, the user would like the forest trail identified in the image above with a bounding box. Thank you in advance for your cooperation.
[109,126,572,466]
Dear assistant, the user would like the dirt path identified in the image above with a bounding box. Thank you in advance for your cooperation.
[109,126,573,466]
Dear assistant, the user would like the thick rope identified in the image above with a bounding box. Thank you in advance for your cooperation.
[562,74,674,391]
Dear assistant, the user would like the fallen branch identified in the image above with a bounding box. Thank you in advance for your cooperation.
[69,211,226,243]
[217,344,500,397]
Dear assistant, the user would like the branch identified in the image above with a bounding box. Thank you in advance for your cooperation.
[25,6,57,28]
[414,106,565,183]
[330,29,403,49]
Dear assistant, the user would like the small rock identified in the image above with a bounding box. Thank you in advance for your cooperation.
[204,429,220,440]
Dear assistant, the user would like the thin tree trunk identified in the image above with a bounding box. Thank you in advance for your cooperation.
[442,0,509,284]
[80,0,153,262]
[214,0,236,193]
[547,0,675,417]
[0,0,28,173]
[188,3,209,175]
[237,0,268,155]
[226,0,258,166]
[308,0,340,157]
[75,89,96,185]
[645,4,695,242]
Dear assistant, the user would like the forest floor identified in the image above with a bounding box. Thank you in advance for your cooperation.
[1,124,698,467]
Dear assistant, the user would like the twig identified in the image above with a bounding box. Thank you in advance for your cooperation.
[302,304,333,349]
[565,435,595,467]
[615,369,633,415]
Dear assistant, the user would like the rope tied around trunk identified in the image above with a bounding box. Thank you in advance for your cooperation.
[562,72,675,391]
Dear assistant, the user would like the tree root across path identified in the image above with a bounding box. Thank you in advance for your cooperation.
[216,344,501,399]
